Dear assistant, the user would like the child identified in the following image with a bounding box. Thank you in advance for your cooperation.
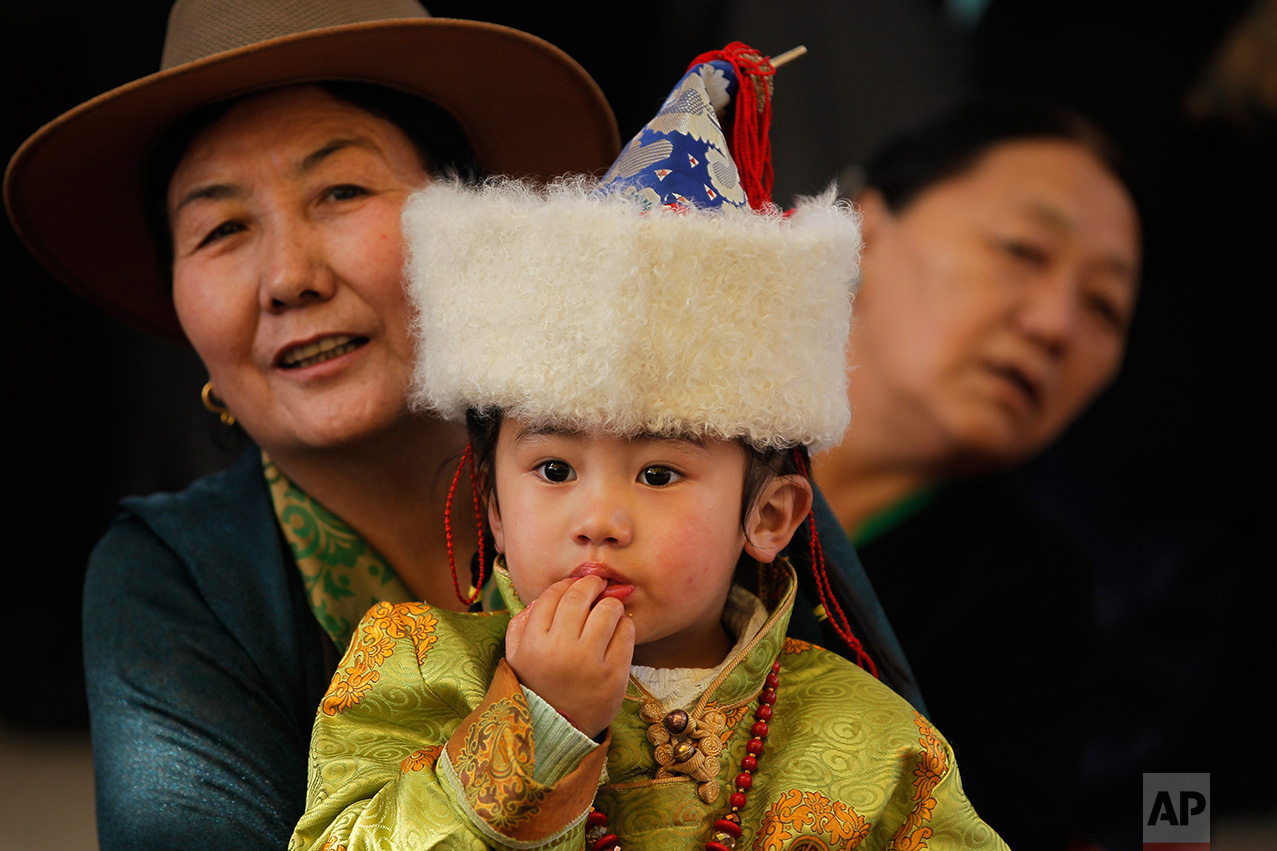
[292,45,1006,851]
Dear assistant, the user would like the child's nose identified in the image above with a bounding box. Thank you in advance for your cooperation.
[571,491,633,548]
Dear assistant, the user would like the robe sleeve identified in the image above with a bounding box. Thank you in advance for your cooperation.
[291,603,609,851]
[882,714,1011,850]
[521,686,605,785]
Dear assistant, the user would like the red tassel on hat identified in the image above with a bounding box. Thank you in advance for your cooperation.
[686,42,776,210]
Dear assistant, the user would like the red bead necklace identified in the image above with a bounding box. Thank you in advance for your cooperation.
[584,657,781,851]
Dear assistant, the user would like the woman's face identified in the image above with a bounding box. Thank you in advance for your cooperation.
[852,139,1141,469]
[168,85,430,458]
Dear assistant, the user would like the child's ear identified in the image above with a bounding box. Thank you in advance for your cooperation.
[486,494,506,554]
[742,475,814,564]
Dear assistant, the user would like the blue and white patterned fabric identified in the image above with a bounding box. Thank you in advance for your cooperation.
[599,60,748,211]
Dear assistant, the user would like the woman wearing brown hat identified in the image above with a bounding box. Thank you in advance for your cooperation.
[5,1,619,847]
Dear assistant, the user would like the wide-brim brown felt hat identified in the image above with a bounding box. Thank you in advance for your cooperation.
[4,0,620,342]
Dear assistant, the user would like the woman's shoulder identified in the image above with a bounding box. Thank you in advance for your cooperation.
[84,446,306,654]
[115,447,268,537]
[91,448,274,578]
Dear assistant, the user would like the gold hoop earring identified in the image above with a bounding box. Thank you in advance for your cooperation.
[201,381,236,426]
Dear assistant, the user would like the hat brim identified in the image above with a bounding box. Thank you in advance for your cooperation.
[4,18,620,342]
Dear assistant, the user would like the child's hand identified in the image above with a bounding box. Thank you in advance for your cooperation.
[505,575,635,739]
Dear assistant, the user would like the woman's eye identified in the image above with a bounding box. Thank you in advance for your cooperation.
[325,184,368,202]
[197,220,246,249]
[535,460,576,483]
[1085,293,1126,331]
[639,466,682,487]
[998,238,1049,267]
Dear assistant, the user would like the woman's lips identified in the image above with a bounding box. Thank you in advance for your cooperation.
[986,361,1043,410]
[276,334,368,369]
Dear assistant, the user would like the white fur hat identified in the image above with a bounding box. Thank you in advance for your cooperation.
[406,48,860,452]
[406,180,859,452]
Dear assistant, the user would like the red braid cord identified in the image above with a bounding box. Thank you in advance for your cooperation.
[468,441,487,599]
[445,442,484,607]
[792,449,880,677]
[686,41,775,210]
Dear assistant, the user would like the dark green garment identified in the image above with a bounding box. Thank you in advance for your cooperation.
[83,448,336,851]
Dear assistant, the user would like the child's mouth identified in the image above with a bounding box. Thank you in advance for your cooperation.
[598,583,635,602]
[573,562,636,602]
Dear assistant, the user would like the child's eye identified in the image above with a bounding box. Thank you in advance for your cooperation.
[535,460,576,483]
[639,465,682,487]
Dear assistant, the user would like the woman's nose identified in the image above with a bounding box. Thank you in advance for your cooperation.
[1015,271,1081,358]
[571,487,633,548]
[259,224,336,311]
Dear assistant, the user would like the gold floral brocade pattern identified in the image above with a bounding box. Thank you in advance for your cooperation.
[400,745,443,774]
[453,696,549,830]
[782,637,813,654]
[754,789,870,849]
[888,715,948,850]
[321,602,438,716]
[718,703,751,747]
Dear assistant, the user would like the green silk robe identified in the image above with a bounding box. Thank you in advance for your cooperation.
[292,565,1007,850]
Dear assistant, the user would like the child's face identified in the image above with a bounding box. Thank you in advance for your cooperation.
[489,420,749,667]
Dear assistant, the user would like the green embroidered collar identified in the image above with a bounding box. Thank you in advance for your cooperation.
[262,452,414,649]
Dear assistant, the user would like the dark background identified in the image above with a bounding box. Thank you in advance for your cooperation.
[6,0,1273,844]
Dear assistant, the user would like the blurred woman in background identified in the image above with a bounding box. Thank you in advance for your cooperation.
[817,99,1141,848]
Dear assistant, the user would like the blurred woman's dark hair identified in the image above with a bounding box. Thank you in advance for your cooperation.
[863,98,1138,214]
